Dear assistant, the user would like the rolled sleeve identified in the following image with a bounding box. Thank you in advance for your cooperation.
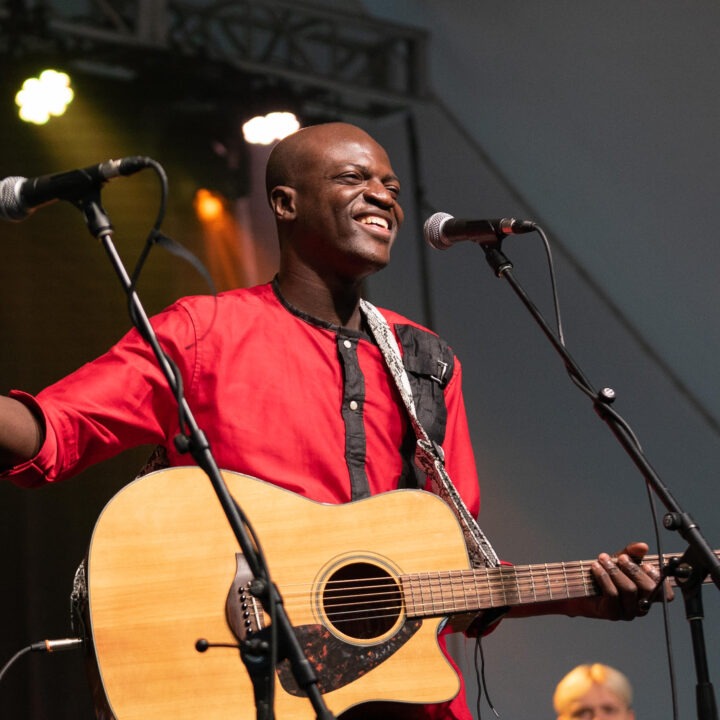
[1,391,62,487]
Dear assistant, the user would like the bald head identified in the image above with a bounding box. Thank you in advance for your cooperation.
[265,122,388,203]
[264,119,403,289]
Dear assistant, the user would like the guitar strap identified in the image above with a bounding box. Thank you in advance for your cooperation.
[360,299,501,569]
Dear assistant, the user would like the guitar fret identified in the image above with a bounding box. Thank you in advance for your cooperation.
[460,569,471,613]
[447,570,460,613]
[500,566,510,606]
[438,572,448,614]
[528,563,537,602]
[410,573,425,616]
[581,561,591,597]
[403,574,417,616]
[430,571,442,615]
[470,572,481,608]
[453,571,469,611]
[498,567,511,605]
[486,567,495,607]
[443,571,453,614]
[457,570,468,613]
[545,563,553,600]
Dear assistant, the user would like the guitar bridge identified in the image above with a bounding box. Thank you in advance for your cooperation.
[226,554,265,640]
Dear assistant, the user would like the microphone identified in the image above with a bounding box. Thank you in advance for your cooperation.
[0,156,151,222]
[424,212,536,250]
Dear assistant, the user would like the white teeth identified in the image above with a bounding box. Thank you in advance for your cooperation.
[358,215,389,230]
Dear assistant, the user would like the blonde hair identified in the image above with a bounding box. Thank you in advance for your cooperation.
[553,663,633,715]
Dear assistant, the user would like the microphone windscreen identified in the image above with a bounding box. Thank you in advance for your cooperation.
[423,212,453,249]
[0,177,25,221]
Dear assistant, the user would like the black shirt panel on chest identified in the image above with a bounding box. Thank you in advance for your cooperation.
[336,334,371,500]
[395,323,456,490]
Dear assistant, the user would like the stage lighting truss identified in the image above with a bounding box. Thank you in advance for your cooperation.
[0,0,429,121]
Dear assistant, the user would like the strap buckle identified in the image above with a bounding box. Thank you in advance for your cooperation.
[431,360,449,384]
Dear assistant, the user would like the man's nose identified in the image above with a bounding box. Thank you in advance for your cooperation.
[364,180,394,207]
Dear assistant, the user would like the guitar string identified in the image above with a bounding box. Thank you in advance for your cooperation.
[270,572,668,626]
[273,560,627,598]
[274,574,597,609]
[271,552,679,595]
[283,568,688,624]
[250,554,685,625]
[262,569,600,625]
[267,552,679,600]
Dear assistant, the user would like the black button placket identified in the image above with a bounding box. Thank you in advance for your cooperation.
[336,334,370,500]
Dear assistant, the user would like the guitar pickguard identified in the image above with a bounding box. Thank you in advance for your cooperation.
[277,620,422,696]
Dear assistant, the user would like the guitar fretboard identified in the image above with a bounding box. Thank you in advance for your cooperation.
[400,551,709,618]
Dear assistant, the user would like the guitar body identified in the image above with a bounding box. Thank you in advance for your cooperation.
[86,467,470,719]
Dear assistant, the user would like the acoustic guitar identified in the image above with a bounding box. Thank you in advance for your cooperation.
[85,467,706,719]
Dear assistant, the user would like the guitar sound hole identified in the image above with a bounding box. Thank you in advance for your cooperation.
[322,562,402,640]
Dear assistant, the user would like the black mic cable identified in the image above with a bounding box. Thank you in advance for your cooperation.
[0,637,84,685]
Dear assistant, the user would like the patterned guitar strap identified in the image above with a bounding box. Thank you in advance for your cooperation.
[361,299,501,570]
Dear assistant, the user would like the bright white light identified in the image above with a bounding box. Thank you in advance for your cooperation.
[16,69,74,125]
[242,111,300,145]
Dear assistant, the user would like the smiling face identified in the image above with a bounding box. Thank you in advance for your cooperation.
[269,123,404,283]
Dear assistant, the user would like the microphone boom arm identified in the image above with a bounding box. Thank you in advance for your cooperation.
[483,240,720,586]
[480,237,719,720]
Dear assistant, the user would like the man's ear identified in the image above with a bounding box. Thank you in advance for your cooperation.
[270,186,297,220]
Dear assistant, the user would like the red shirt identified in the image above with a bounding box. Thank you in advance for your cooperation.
[4,281,481,719]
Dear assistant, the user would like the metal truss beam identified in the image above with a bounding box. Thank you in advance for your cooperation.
[0,0,428,118]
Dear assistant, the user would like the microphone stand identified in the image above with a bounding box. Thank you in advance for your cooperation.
[481,241,719,720]
[78,194,336,720]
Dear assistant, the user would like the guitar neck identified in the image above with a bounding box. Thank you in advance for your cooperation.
[400,551,708,619]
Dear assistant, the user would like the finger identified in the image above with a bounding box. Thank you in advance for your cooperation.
[590,555,634,620]
[610,555,646,616]
[592,554,622,597]
[592,551,671,620]
[639,559,675,603]
[595,553,658,620]
[616,554,657,592]
[616,553,679,618]
[622,541,649,563]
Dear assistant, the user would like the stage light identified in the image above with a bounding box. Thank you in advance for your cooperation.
[193,188,226,223]
[241,111,300,145]
[15,69,74,125]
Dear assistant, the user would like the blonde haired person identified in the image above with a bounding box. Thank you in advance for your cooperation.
[554,663,635,720]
